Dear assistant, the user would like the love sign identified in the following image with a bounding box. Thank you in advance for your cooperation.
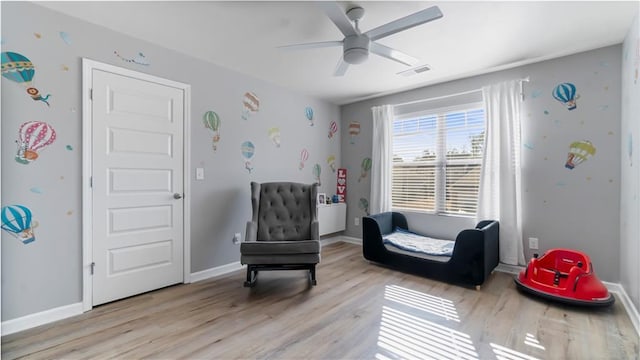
[336,168,347,202]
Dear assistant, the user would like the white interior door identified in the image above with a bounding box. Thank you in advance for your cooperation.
[91,68,185,306]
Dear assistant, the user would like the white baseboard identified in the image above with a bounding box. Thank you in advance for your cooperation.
[320,236,344,246]
[603,281,640,338]
[1,302,83,336]
[495,263,524,275]
[340,235,362,245]
[190,261,244,283]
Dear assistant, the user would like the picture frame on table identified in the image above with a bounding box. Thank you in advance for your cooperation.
[317,193,326,206]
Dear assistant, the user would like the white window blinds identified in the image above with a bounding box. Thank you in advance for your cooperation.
[392,103,485,216]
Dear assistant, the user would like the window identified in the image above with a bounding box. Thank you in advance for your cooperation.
[392,103,485,216]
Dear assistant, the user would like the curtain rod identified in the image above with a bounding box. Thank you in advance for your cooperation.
[394,77,530,107]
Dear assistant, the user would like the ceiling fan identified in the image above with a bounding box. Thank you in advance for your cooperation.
[279,2,444,76]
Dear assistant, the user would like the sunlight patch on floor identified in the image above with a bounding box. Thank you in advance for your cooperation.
[491,342,541,360]
[375,284,546,360]
[384,284,460,322]
[377,306,478,360]
[524,333,545,351]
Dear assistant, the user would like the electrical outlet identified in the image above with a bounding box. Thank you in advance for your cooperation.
[528,237,539,250]
[354,217,360,226]
[233,233,241,244]
[196,167,205,180]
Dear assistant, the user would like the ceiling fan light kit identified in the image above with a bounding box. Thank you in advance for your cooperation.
[343,35,370,64]
[279,2,443,76]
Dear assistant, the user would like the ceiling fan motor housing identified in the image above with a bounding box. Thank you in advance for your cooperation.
[343,34,370,64]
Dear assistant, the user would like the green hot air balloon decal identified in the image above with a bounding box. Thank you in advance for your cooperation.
[1,52,51,106]
[312,164,321,185]
[358,198,370,216]
[203,111,221,151]
[565,140,596,170]
[241,141,255,173]
[358,157,372,182]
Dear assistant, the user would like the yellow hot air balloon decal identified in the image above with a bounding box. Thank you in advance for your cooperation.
[326,155,336,172]
[268,127,281,147]
[565,140,596,169]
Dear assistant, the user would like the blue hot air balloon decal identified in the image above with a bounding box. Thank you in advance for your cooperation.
[552,82,579,110]
[241,141,255,173]
[305,106,314,126]
[1,205,37,244]
[1,52,51,106]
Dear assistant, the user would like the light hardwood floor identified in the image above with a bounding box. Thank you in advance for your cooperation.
[2,242,638,359]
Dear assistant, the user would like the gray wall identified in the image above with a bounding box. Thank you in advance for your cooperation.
[1,2,340,321]
[341,45,623,281]
[620,14,640,313]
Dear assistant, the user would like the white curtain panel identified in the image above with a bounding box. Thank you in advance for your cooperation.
[478,80,525,266]
[370,104,394,214]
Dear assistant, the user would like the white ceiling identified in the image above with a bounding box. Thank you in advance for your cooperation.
[37,1,639,105]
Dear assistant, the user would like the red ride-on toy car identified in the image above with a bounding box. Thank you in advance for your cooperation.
[514,248,614,307]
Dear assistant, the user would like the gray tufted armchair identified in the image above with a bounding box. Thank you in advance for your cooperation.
[240,182,320,287]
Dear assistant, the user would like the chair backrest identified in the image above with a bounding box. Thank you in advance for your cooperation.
[251,182,318,241]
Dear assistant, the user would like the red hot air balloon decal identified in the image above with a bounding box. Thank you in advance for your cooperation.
[349,121,361,144]
[241,92,260,120]
[299,148,309,170]
[1,52,51,106]
[328,121,338,138]
[15,121,56,164]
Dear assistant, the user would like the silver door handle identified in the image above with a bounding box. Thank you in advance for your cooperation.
[173,193,183,199]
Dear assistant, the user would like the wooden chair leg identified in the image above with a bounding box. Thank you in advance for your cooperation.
[475,285,481,291]
[309,265,317,286]
[244,267,257,287]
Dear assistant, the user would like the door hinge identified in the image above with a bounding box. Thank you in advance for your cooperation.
[90,262,95,275]
[89,88,93,100]
[90,176,93,188]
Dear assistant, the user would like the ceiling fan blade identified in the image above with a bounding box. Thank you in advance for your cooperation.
[370,42,418,67]
[334,58,350,76]
[317,1,358,37]
[364,6,443,42]
[278,41,343,51]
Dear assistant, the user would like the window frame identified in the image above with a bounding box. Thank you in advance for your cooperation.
[392,101,485,217]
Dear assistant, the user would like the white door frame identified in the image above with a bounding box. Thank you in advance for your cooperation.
[81,58,191,312]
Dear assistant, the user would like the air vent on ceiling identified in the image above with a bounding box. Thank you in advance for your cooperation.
[397,64,431,77]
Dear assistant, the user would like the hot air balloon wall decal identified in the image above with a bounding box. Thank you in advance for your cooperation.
[552,82,579,110]
[15,121,56,164]
[349,121,361,144]
[1,52,51,106]
[241,92,260,120]
[305,106,314,126]
[358,157,372,182]
[358,198,370,216]
[268,127,281,147]
[328,121,338,138]
[565,140,596,170]
[203,111,221,151]
[1,205,37,244]
[327,155,336,173]
[299,148,309,170]
[241,141,255,173]
[312,164,321,185]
